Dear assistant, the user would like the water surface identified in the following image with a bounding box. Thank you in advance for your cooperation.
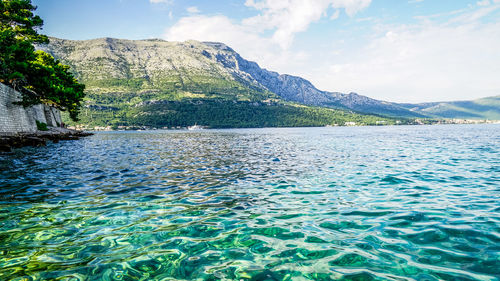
[1,125,499,280]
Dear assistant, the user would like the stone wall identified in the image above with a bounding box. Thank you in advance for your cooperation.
[0,83,62,134]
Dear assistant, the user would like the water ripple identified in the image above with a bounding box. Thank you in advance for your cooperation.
[0,125,499,280]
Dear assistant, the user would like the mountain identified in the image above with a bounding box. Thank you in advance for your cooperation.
[37,37,421,128]
[399,96,500,120]
[224,51,423,117]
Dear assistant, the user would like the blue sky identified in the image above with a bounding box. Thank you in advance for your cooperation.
[33,0,500,102]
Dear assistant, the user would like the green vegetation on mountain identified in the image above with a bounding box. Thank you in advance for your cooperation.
[39,37,407,128]
[0,0,84,120]
[74,76,399,128]
[78,98,400,129]
[400,96,500,120]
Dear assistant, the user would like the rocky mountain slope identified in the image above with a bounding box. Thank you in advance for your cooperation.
[231,52,424,117]
[40,37,497,123]
[40,37,421,119]
[38,37,403,128]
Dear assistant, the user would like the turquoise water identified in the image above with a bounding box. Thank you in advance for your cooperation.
[0,125,499,280]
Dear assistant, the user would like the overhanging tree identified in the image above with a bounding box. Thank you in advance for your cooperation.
[0,0,85,121]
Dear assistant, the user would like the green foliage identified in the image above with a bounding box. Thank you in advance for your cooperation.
[0,0,46,41]
[24,51,85,121]
[129,100,398,128]
[85,78,150,91]
[0,26,35,84]
[0,0,85,121]
[0,0,47,84]
[399,96,500,120]
[35,120,47,131]
[424,98,500,120]
[63,68,405,128]
[65,98,400,129]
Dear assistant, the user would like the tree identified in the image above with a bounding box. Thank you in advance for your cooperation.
[0,0,46,41]
[0,0,47,85]
[0,0,85,121]
[25,51,85,121]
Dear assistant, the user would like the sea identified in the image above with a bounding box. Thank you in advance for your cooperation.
[0,124,499,280]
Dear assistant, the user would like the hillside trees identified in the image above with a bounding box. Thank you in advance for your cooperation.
[0,0,85,120]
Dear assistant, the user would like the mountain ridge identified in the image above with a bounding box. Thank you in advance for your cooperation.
[37,37,401,128]
[38,37,498,124]
[40,37,422,118]
[196,40,425,118]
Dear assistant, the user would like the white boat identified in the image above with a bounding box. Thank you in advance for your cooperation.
[187,124,203,130]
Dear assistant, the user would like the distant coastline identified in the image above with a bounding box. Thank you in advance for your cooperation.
[69,119,500,132]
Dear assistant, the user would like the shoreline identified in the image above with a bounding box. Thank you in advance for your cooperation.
[0,128,93,152]
[74,120,500,132]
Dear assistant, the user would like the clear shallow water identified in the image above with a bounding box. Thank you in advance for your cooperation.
[0,125,499,281]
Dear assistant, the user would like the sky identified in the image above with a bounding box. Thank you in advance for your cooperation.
[32,0,500,103]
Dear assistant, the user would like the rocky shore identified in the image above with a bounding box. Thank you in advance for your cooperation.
[0,128,93,152]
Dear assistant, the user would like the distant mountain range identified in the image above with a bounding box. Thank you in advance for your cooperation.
[399,96,500,120]
[38,37,499,127]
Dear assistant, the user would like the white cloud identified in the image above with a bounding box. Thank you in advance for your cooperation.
[164,0,370,72]
[330,9,341,20]
[163,1,500,102]
[186,6,200,14]
[477,0,490,6]
[243,0,371,49]
[164,15,309,72]
[313,5,500,102]
[165,15,267,51]
[150,0,172,3]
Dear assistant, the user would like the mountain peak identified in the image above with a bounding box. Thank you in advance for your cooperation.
[40,37,425,118]
[202,42,234,52]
